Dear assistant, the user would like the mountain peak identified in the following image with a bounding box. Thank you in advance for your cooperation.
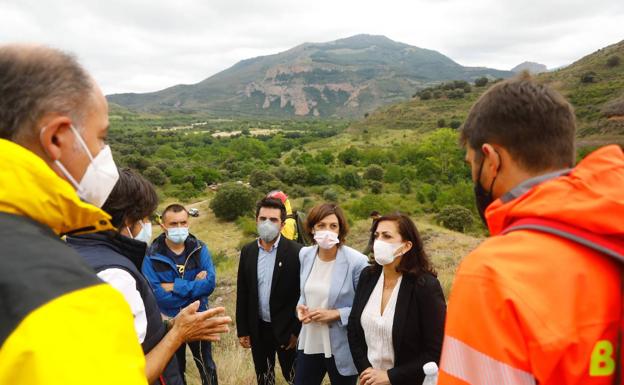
[108,35,512,117]
[511,61,548,74]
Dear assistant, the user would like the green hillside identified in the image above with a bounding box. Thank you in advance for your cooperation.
[354,39,624,147]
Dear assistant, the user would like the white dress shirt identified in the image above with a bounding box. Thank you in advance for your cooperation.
[360,273,403,370]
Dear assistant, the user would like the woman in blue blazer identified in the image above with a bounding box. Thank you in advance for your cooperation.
[295,203,368,385]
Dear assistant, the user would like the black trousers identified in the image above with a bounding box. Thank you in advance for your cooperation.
[251,321,297,385]
[293,351,357,385]
[175,340,218,385]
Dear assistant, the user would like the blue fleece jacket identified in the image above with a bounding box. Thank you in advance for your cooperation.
[142,233,216,317]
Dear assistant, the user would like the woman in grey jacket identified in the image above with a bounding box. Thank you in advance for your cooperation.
[295,203,368,385]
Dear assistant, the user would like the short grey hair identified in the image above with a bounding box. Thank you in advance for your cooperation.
[0,44,95,142]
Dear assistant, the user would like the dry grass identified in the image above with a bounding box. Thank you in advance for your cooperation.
[159,198,482,384]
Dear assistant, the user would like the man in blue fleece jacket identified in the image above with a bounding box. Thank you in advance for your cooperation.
[142,203,218,385]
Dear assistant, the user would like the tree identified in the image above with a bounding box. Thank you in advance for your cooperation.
[340,170,363,190]
[315,150,335,165]
[463,84,472,93]
[437,119,446,128]
[143,166,167,186]
[435,205,474,233]
[420,91,432,100]
[210,183,256,221]
[249,169,276,188]
[305,164,333,185]
[450,120,462,129]
[338,147,361,165]
[363,164,384,181]
[399,178,412,194]
[474,77,488,87]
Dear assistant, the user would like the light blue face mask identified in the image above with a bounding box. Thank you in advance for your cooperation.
[127,221,152,244]
[166,226,189,244]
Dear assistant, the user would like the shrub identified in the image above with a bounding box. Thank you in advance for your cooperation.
[369,181,383,194]
[447,89,465,99]
[580,71,597,83]
[607,55,621,68]
[420,91,432,100]
[348,195,392,219]
[340,170,363,190]
[474,77,488,87]
[323,188,339,202]
[437,118,446,128]
[143,166,167,186]
[363,164,384,181]
[338,146,361,165]
[248,169,276,188]
[450,120,462,129]
[210,183,256,221]
[435,205,474,233]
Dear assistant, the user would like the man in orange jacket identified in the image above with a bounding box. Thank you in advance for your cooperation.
[439,74,623,385]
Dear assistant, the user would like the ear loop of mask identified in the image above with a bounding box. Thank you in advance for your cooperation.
[41,124,92,193]
[69,124,95,162]
[126,221,144,239]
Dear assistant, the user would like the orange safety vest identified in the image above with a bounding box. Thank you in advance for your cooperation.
[439,145,624,385]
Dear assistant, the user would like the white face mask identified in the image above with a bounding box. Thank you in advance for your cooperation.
[54,125,119,208]
[373,240,404,265]
[127,221,152,244]
[314,230,340,249]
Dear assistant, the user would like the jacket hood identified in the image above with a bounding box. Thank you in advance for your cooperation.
[0,139,114,236]
[486,145,624,236]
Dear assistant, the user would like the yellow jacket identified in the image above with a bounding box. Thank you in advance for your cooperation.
[0,139,147,385]
[281,198,298,241]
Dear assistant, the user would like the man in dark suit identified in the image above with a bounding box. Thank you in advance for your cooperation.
[236,197,302,385]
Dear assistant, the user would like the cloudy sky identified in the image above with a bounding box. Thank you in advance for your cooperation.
[2,0,622,95]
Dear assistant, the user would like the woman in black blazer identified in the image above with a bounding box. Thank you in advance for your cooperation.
[347,213,446,385]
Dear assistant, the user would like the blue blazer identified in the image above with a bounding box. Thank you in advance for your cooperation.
[298,244,368,376]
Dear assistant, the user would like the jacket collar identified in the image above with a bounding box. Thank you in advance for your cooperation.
[148,232,202,258]
[485,145,624,236]
[0,139,114,236]
[67,231,147,271]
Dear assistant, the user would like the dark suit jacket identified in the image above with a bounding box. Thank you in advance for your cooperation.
[347,266,446,385]
[236,237,302,346]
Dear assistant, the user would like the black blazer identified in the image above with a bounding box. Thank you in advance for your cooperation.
[347,266,446,385]
[236,237,302,346]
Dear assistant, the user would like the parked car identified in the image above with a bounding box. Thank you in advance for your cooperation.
[188,208,199,217]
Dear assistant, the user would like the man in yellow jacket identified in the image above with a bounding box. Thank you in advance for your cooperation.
[439,74,623,384]
[0,45,147,384]
[267,190,298,241]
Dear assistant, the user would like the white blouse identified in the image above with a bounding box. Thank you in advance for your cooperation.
[360,273,403,370]
[298,256,335,357]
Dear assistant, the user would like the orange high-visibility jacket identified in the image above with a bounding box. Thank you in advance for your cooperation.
[439,145,624,385]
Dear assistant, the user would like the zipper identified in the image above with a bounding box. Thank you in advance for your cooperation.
[179,245,202,278]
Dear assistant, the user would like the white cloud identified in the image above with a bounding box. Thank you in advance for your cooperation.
[1,0,622,94]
